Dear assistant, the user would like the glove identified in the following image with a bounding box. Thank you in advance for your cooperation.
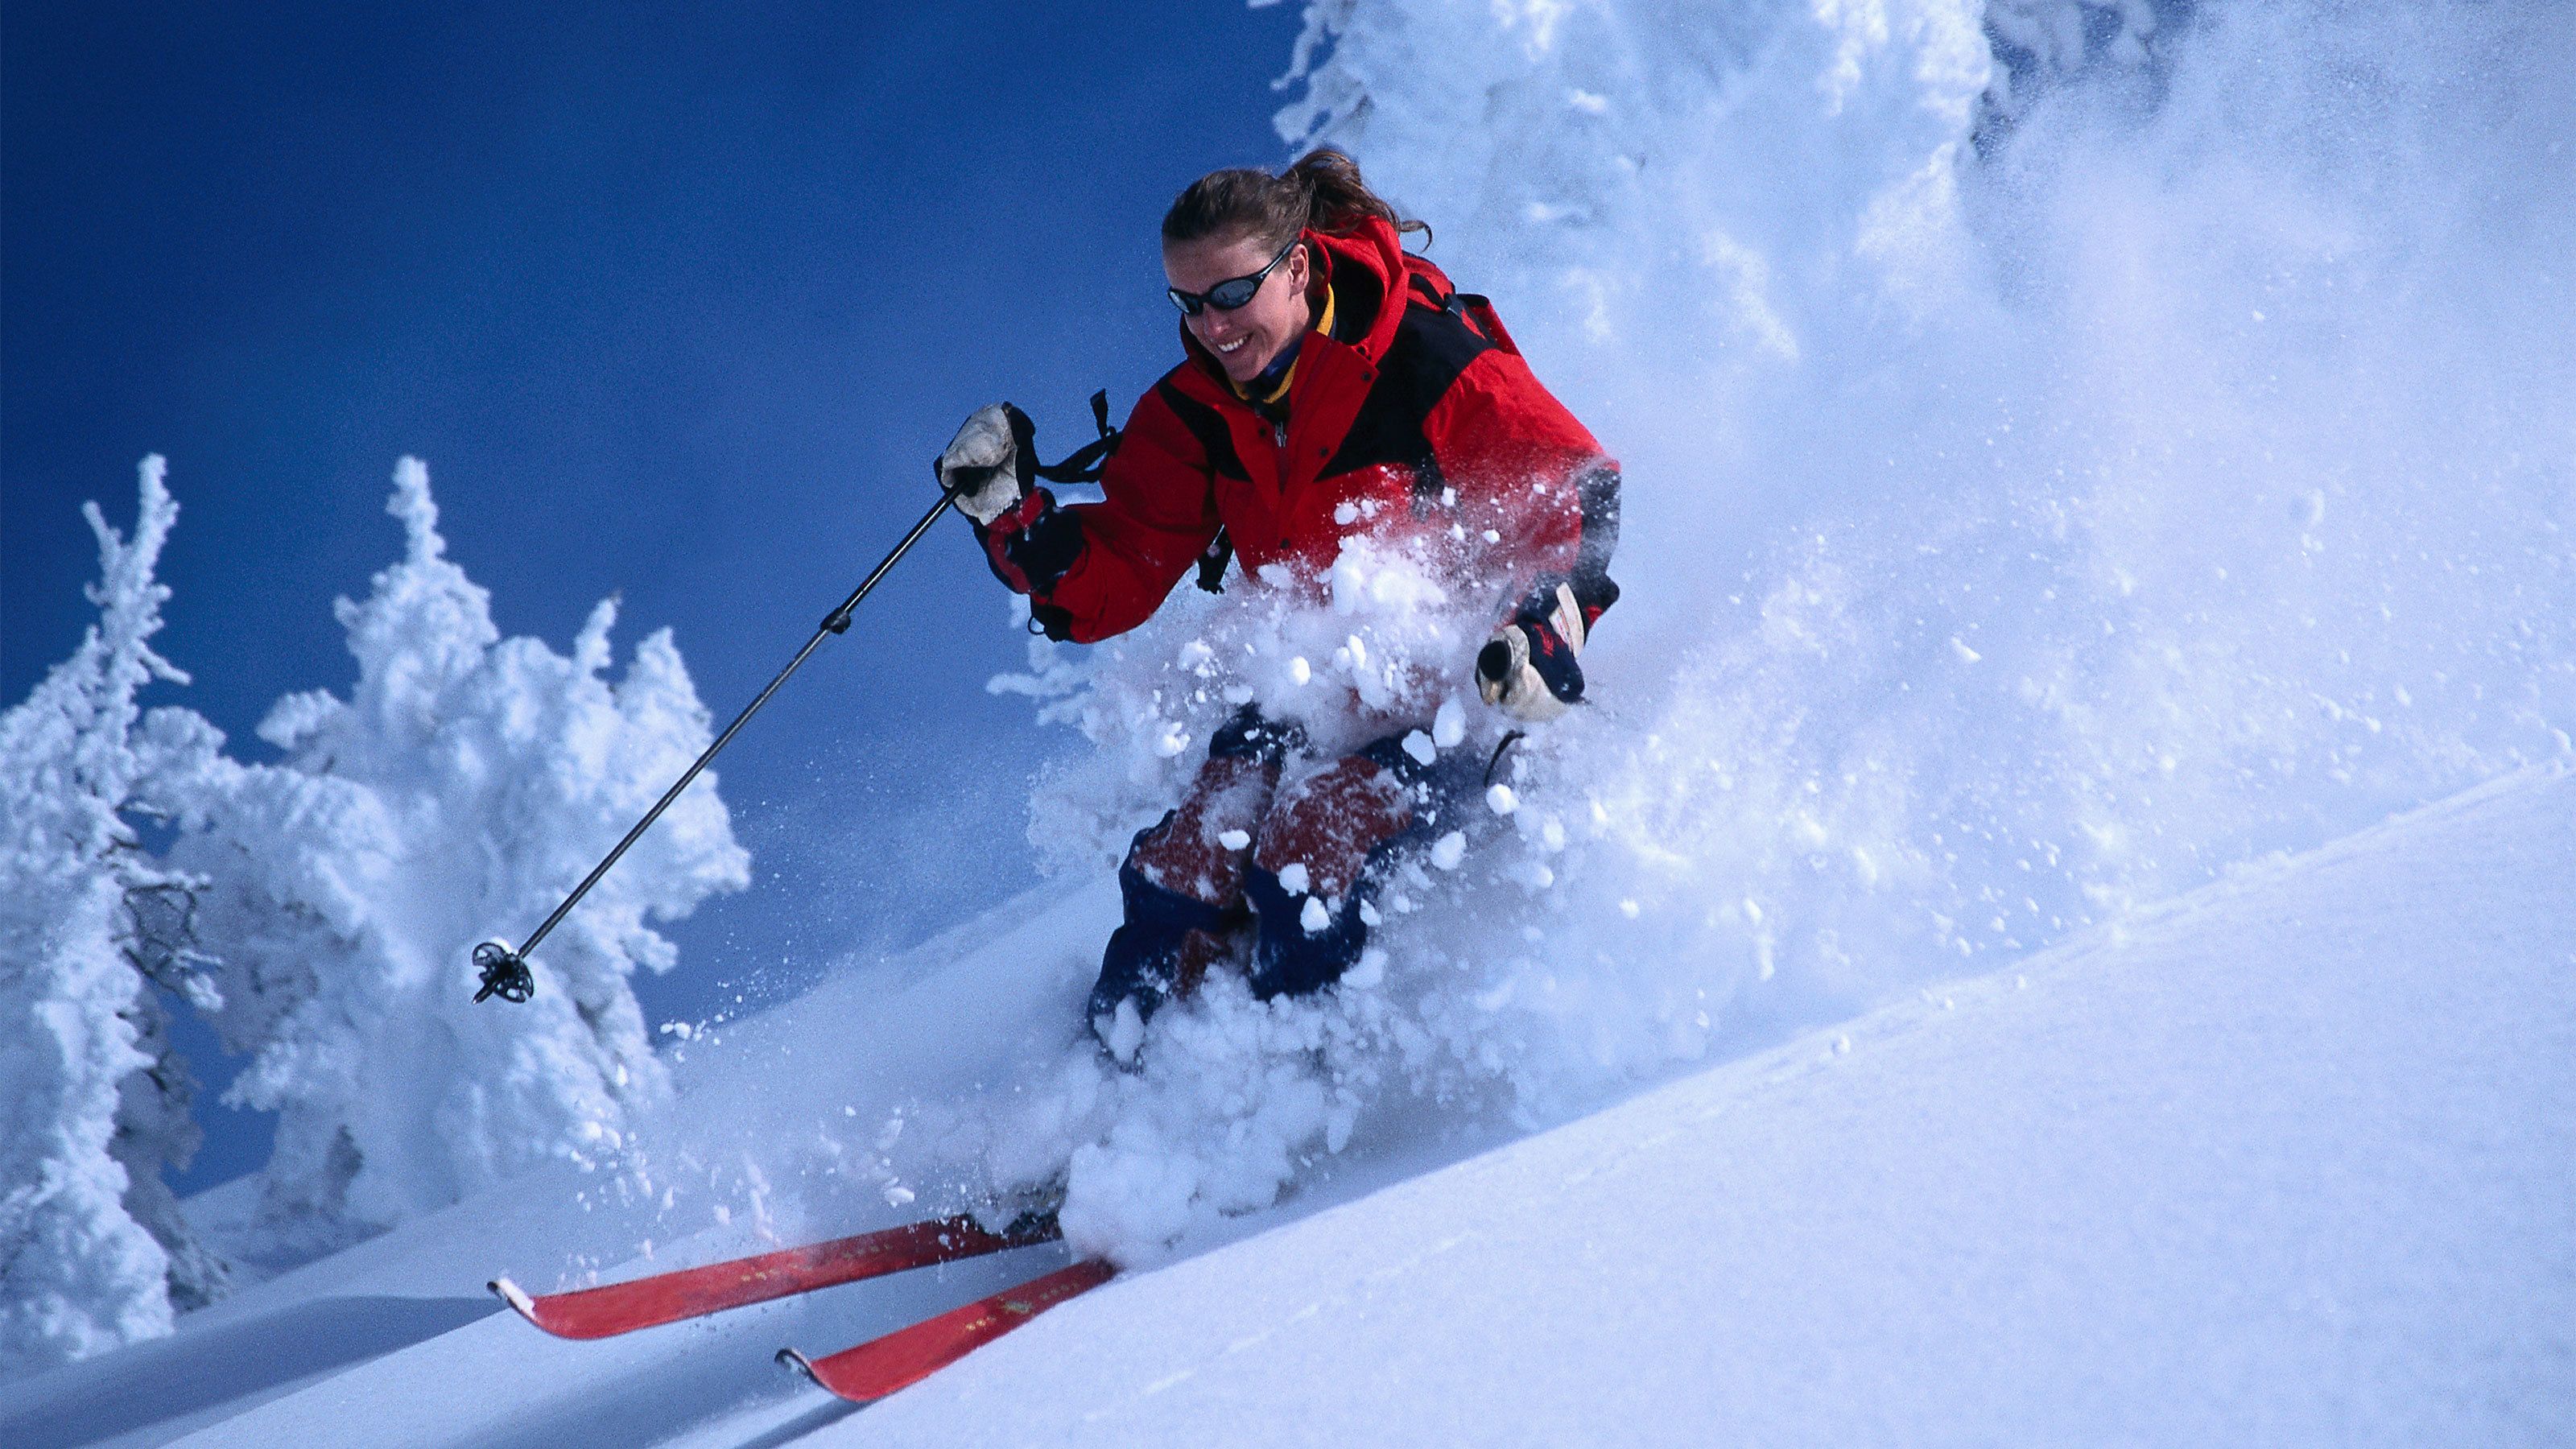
[1476,581,1588,721]
[935,402,1038,526]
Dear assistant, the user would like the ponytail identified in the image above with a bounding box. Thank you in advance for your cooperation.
[1281,150,1431,244]
[1162,148,1430,252]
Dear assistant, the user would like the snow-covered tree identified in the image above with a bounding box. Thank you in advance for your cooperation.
[157,460,749,1245]
[0,458,227,1378]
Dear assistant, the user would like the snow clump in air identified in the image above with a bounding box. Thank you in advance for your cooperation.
[1264,0,2575,1092]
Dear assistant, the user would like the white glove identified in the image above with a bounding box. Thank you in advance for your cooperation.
[936,402,1034,526]
[1476,582,1587,722]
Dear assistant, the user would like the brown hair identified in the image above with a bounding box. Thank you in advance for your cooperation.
[1162,148,1430,251]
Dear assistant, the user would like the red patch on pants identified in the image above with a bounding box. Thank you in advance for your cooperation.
[1129,753,1278,910]
[1253,758,1414,902]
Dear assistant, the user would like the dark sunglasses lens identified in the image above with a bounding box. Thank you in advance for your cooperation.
[1170,242,1287,316]
[1167,279,1257,315]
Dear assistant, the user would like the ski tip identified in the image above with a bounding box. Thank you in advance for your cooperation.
[489,1276,539,1323]
[777,1347,819,1384]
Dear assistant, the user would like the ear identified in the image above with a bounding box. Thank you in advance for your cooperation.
[1289,239,1313,291]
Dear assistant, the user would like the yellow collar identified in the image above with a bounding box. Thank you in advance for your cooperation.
[1231,284,1335,406]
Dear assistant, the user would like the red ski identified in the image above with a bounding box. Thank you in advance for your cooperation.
[489,1213,1059,1340]
[778,1258,1115,1402]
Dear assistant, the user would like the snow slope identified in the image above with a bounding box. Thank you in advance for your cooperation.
[836,765,2574,1447]
[2,763,2564,1447]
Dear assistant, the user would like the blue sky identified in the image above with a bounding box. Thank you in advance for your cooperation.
[3,0,1309,1188]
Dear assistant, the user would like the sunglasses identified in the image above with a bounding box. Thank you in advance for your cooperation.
[1167,237,1300,316]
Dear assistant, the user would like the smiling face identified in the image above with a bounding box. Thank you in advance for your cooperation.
[1165,230,1314,385]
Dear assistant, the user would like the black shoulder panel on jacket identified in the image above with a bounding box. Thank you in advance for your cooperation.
[1153,378,1249,482]
[1320,295,1494,484]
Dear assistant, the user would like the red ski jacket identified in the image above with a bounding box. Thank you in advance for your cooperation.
[979,215,1620,646]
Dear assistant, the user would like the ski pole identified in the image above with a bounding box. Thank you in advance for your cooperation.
[474,484,963,1004]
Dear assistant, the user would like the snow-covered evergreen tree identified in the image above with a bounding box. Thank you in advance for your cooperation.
[0,457,226,1378]
[156,460,749,1245]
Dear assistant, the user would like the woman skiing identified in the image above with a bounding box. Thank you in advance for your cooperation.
[935,150,1620,1053]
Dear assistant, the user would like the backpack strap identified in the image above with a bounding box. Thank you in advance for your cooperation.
[1404,273,1522,357]
[1451,291,1521,356]
[1031,389,1122,484]
[1016,387,1232,594]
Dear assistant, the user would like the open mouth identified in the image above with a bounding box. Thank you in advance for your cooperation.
[1215,336,1247,355]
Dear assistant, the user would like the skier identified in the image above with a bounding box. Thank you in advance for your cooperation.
[935,150,1620,1054]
